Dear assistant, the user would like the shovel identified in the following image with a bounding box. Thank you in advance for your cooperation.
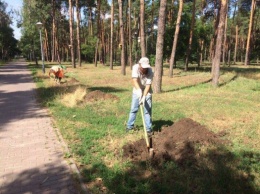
[140,104,154,158]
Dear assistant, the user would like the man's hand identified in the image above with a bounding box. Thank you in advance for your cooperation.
[136,89,142,99]
[139,96,145,105]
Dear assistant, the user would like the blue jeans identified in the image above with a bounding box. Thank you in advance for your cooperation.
[127,93,152,132]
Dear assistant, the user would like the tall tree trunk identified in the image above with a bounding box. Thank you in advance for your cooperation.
[222,11,228,64]
[168,0,175,23]
[76,0,81,67]
[151,0,155,43]
[44,28,49,62]
[51,0,55,62]
[212,0,227,87]
[110,0,114,70]
[153,0,167,94]
[241,37,245,62]
[101,17,106,65]
[210,1,220,64]
[232,0,237,22]
[233,25,238,64]
[228,49,231,66]
[199,39,204,67]
[95,39,99,67]
[88,8,93,36]
[69,0,75,68]
[55,38,61,64]
[209,38,214,62]
[245,0,256,66]
[140,0,146,56]
[118,0,126,75]
[128,0,132,68]
[133,7,139,62]
[97,0,101,64]
[169,0,183,77]
[184,0,196,71]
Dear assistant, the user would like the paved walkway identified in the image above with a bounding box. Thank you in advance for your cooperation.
[0,61,83,194]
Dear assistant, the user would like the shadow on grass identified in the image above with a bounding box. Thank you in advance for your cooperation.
[218,74,239,87]
[189,65,260,79]
[164,68,245,92]
[163,78,212,93]
[88,86,127,93]
[81,144,260,194]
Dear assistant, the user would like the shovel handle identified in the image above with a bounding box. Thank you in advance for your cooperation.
[140,105,150,148]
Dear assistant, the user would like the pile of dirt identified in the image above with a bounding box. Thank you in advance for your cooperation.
[123,118,229,165]
[84,90,119,102]
[65,77,80,84]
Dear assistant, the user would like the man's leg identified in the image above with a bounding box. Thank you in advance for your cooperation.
[126,93,140,131]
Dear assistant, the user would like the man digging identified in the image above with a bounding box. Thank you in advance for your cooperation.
[126,57,154,138]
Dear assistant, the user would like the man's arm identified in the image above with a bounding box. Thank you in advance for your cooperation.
[132,78,140,90]
[143,84,151,96]
[133,78,151,96]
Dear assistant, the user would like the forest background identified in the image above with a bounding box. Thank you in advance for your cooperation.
[1,0,260,89]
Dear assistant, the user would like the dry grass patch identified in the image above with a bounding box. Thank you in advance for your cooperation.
[61,86,87,107]
[84,90,119,102]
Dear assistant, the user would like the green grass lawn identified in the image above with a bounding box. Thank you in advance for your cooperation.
[30,62,260,194]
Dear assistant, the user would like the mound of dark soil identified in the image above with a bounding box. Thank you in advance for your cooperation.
[123,118,229,165]
[84,90,119,102]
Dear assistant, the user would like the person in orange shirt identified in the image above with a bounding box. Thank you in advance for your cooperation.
[49,65,66,84]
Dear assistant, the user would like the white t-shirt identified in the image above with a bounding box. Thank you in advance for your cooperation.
[132,64,153,94]
[51,65,61,72]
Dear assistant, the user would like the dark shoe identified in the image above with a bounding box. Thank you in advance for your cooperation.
[126,128,134,133]
[147,131,153,138]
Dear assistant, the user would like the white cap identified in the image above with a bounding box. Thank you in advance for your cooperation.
[139,57,150,68]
